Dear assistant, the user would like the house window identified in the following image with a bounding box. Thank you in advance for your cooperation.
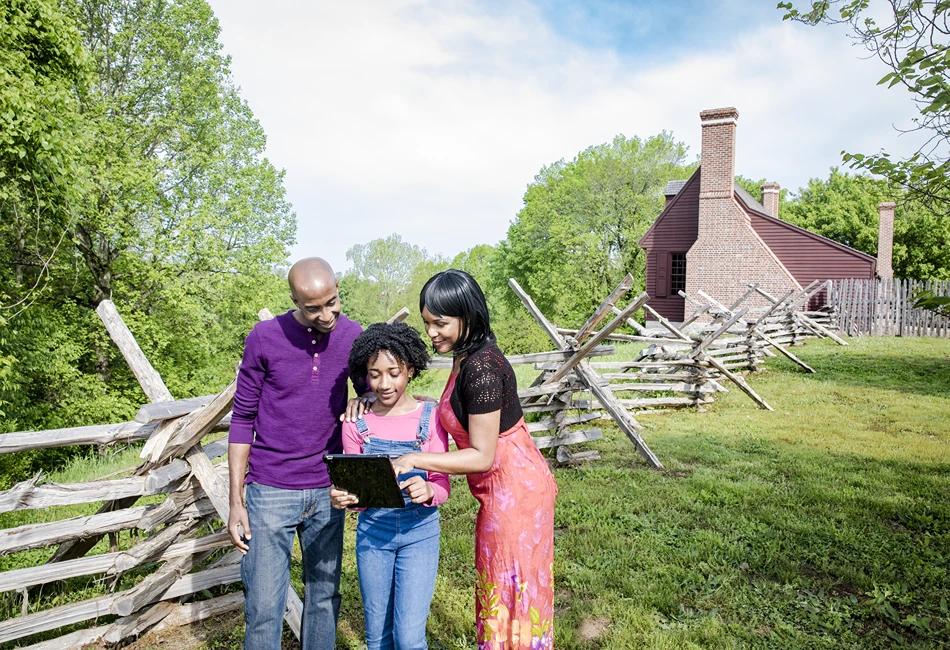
[670,253,686,294]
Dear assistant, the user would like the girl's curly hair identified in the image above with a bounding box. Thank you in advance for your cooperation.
[348,321,429,387]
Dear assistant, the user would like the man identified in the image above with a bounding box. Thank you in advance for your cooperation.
[228,257,367,650]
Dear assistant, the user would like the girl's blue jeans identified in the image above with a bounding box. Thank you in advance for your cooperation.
[357,506,440,650]
[241,483,344,650]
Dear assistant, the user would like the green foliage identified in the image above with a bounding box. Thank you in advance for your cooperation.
[782,168,890,251]
[497,132,692,330]
[20,337,948,649]
[912,289,950,316]
[782,168,950,279]
[780,0,950,216]
[0,0,89,308]
[64,0,295,305]
[735,174,793,207]
[339,234,450,332]
[452,245,551,355]
[0,0,295,487]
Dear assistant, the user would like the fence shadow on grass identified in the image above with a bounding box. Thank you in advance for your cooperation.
[547,428,950,648]
[768,340,950,400]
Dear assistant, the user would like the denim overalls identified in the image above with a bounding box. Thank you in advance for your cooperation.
[354,401,440,650]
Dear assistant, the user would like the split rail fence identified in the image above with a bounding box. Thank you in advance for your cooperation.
[0,300,625,648]
[828,278,950,338]
[0,275,857,647]
[0,300,262,649]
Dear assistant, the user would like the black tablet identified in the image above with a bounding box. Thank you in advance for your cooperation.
[324,454,406,509]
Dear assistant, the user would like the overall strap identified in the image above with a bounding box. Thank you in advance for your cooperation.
[354,416,371,438]
[414,401,436,448]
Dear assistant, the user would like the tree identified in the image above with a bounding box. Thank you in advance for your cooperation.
[339,234,450,329]
[0,1,296,447]
[780,1,950,214]
[66,0,294,308]
[345,234,429,319]
[497,132,691,328]
[783,168,950,279]
[782,168,890,251]
[0,0,88,310]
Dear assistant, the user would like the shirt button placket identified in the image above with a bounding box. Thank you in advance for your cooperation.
[311,335,320,381]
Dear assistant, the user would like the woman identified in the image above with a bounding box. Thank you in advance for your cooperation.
[395,269,558,650]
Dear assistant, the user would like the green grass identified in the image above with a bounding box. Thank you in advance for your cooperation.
[5,337,950,649]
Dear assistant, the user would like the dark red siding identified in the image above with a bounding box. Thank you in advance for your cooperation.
[640,171,700,321]
[748,210,876,306]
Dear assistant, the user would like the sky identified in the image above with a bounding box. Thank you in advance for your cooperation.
[205,0,923,274]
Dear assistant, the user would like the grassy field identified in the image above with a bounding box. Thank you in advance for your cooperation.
[4,336,950,649]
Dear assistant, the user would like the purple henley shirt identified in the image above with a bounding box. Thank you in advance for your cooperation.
[230,310,366,489]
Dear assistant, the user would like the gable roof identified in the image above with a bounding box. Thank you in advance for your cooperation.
[641,167,878,264]
[735,183,767,214]
[732,185,878,264]
[663,180,687,197]
[639,169,700,247]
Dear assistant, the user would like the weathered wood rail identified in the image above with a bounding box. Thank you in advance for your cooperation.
[0,297,626,647]
[0,274,834,646]
[0,302,267,648]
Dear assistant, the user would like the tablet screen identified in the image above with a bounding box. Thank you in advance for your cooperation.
[324,454,406,509]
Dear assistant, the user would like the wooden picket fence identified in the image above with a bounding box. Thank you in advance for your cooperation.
[828,279,950,338]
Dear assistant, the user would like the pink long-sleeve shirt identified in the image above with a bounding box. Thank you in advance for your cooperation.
[341,402,450,507]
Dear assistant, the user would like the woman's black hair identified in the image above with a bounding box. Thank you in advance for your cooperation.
[348,322,430,388]
[419,269,493,356]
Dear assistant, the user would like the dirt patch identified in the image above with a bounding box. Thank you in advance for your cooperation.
[554,589,573,615]
[662,467,694,479]
[120,610,252,650]
[577,616,610,643]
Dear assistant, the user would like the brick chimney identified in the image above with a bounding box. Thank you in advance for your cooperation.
[698,108,739,207]
[687,107,800,312]
[761,182,780,218]
[877,201,895,279]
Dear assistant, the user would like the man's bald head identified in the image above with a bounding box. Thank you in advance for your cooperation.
[288,257,341,334]
[288,257,335,296]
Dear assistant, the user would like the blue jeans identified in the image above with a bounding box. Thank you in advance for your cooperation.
[241,483,344,650]
[356,506,440,650]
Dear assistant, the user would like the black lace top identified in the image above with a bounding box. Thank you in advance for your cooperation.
[450,342,524,433]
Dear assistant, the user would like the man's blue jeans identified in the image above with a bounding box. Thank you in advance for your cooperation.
[241,483,344,650]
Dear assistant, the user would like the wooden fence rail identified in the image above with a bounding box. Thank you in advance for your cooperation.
[828,278,950,338]
[0,297,626,648]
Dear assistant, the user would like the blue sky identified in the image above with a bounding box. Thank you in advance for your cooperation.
[529,0,780,55]
[206,0,920,275]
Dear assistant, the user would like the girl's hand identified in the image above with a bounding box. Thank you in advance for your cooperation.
[340,394,375,422]
[392,454,415,477]
[399,475,435,504]
[329,486,358,509]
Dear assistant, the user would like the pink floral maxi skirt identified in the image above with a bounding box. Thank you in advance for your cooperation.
[439,374,558,649]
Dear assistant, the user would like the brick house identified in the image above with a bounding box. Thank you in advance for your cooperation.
[639,107,884,322]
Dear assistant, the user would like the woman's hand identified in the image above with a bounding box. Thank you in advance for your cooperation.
[340,394,375,422]
[412,394,438,404]
[329,486,358,509]
[392,454,415,477]
[400,475,435,504]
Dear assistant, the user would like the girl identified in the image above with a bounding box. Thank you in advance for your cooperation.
[330,322,450,650]
[395,269,558,650]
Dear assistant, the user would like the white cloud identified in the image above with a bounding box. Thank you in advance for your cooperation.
[207,0,921,274]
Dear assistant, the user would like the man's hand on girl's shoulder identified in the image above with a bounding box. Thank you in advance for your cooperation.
[341,393,376,422]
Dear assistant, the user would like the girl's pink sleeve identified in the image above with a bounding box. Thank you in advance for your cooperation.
[341,421,363,454]
[340,422,366,511]
[423,415,451,507]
